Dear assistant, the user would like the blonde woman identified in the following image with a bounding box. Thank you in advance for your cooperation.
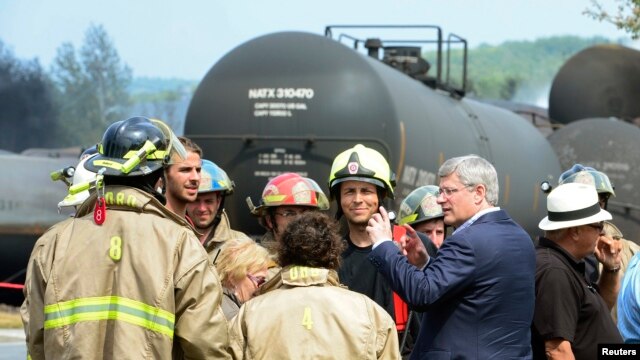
[215,237,271,320]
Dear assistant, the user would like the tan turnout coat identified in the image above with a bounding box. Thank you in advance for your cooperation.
[21,186,230,359]
[204,210,251,264]
[229,265,400,359]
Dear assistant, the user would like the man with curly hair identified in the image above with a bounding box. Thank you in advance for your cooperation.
[228,212,400,359]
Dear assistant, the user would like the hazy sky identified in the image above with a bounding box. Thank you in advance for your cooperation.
[0,0,630,80]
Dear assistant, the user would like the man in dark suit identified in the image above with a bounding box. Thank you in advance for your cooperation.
[367,154,536,359]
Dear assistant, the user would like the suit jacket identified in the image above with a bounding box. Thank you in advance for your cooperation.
[369,209,535,359]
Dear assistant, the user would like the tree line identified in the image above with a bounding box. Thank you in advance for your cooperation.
[441,35,616,101]
[0,23,630,153]
[1,24,131,152]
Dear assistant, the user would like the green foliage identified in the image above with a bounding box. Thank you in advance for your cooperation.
[0,40,59,152]
[1,25,624,151]
[50,24,132,147]
[585,0,640,39]
[434,36,614,102]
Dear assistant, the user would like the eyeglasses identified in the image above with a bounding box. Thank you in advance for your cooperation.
[586,222,604,232]
[438,185,473,198]
[274,209,307,218]
[247,274,266,287]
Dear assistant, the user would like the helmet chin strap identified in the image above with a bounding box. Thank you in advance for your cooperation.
[212,195,226,230]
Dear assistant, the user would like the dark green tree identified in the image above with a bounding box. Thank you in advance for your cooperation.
[499,77,522,100]
[0,40,59,152]
[51,24,132,146]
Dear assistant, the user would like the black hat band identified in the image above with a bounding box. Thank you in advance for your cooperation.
[548,203,600,221]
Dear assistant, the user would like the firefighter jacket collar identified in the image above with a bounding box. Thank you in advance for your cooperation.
[76,185,193,228]
[261,265,343,294]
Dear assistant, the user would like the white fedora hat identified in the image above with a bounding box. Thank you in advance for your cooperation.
[539,183,612,231]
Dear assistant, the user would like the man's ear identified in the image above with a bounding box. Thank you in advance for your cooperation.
[568,226,581,241]
[264,215,274,230]
[155,177,165,194]
[473,184,486,204]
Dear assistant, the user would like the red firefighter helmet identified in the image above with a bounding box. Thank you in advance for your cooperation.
[247,172,330,216]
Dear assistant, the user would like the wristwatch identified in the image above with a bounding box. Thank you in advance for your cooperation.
[603,266,621,273]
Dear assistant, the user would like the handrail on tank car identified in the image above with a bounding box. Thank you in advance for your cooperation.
[187,134,393,162]
[446,34,468,95]
[324,25,443,86]
[337,34,361,49]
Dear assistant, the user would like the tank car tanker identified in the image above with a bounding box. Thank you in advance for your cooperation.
[0,152,74,305]
[185,30,562,236]
[549,44,640,125]
[548,118,640,243]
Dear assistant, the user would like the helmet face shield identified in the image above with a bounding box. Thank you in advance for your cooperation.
[150,119,187,165]
[398,185,444,225]
[559,164,615,197]
[300,177,330,211]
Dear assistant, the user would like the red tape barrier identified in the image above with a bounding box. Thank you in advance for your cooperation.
[0,282,24,290]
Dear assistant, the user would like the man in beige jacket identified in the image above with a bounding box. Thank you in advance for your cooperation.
[21,117,230,359]
[230,211,399,359]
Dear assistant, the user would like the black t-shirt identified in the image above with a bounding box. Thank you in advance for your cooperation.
[532,237,622,360]
[338,235,396,320]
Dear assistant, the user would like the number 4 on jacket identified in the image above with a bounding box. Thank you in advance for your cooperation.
[302,306,313,330]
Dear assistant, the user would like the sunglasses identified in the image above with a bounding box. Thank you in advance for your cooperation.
[586,222,604,232]
[247,274,266,287]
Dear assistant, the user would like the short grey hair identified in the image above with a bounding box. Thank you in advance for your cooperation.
[438,155,499,206]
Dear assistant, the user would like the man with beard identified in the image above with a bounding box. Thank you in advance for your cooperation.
[186,159,250,263]
[328,144,397,320]
[163,136,201,219]
[247,172,330,257]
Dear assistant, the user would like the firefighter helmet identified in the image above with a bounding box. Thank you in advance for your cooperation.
[85,117,187,177]
[397,185,444,225]
[558,164,615,197]
[328,144,395,199]
[247,172,330,216]
[58,154,99,208]
[199,159,234,195]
